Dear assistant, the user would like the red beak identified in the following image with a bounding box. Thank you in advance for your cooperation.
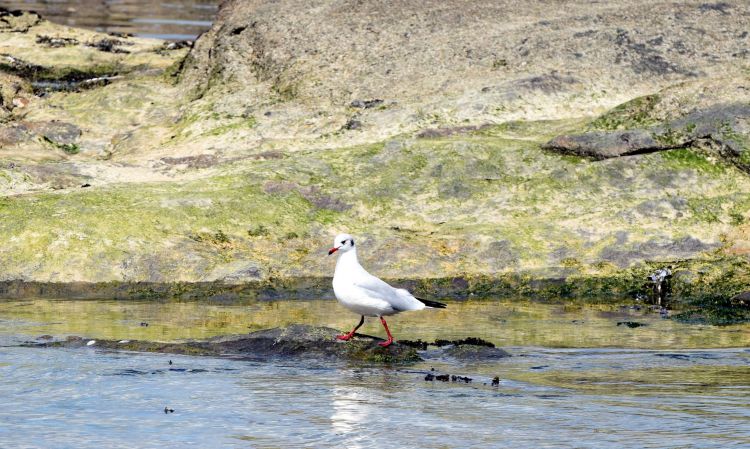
[328,247,339,255]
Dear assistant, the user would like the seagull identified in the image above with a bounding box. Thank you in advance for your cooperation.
[328,233,446,347]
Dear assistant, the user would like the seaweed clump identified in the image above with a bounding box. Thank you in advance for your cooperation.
[672,292,750,326]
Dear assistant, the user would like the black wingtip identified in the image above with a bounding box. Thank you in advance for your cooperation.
[416,297,447,309]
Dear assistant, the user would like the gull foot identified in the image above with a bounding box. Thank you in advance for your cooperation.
[336,333,354,341]
[378,339,393,348]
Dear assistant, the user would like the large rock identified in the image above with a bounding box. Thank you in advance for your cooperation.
[0,3,749,304]
[179,0,749,148]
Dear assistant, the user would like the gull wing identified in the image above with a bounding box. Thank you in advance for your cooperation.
[353,271,422,311]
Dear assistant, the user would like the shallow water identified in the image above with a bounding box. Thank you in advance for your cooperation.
[1,298,748,348]
[1,0,216,40]
[1,298,749,448]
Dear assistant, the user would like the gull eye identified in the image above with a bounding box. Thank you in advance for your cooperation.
[341,240,346,245]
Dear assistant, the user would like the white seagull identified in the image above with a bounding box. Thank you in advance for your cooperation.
[328,233,446,347]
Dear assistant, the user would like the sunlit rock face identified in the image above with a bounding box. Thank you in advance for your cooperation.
[0,3,749,303]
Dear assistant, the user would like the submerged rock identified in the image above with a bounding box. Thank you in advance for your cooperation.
[27,325,517,364]
[441,345,511,361]
[36,325,421,363]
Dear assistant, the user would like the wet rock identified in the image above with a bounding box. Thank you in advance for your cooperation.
[433,337,495,348]
[731,291,750,306]
[617,321,646,328]
[28,325,515,364]
[208,325,420,363]
[442,345,512,361]
[38,325,420,363]
[491,376,500,386]
[673,290,750,326]
[163,407,174,414]
[399,339,429,350]
[451,375,472,383]
[425,373,450,382]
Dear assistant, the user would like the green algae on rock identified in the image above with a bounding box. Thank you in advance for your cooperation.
[0,2,749,317]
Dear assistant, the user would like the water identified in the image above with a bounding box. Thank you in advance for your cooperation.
[1,299,749,448]
[0,0,217,40]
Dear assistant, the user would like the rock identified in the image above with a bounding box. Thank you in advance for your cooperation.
[28,325,518,364]
[543,129,667,159]
[543,81,750,172]
[180,0,748,143]
[85,38,131,54]
[350,99,383,109]
[37,325,421,363]
[35,35,79,48]
[25,121,81,145]
[0,124,31,145]
[343,118,362,130]
[617,321,646,328]
[442,345,512,361]
[0,0,749,311]
[0,8,41,33]
[416,124,490,139]
[731,291,750,306]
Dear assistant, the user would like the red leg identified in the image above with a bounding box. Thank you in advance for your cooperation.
[337,315,364,341]
[378,316,394,347]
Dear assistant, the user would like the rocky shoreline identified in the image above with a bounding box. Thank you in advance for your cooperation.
[1,3,749,322]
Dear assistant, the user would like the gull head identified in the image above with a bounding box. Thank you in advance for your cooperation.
[328,233,355,255]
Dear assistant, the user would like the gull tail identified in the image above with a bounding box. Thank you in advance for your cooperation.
[416,297,447,309]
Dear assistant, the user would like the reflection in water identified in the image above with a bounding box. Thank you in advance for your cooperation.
[331,384,371,448]
[1,0,217,40]
[0,298,748,349]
